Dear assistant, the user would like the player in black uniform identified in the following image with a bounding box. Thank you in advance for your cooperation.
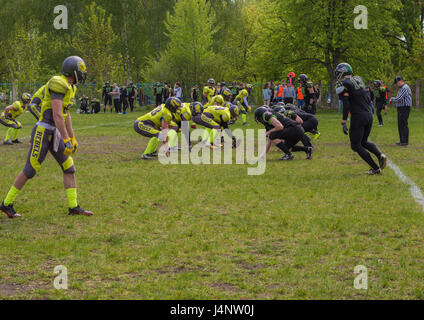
[127,81,137,112]
[120,84,129,114]
[102,81,113,113]
[373,80,386,126]
[335,63,387,175]
[255,106,312,161]
[298,74,316,114]
[284,103,320,140]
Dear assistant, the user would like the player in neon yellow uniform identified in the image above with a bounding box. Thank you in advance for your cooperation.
[233,84,252,126]
[28,85,46,120]
[203,94,224,108]
[168,102,197,151]
[0,93,32,145]
[0,56,93,219]
[202,79,216,104]
[134,97,182,160]
[192,105,240,148]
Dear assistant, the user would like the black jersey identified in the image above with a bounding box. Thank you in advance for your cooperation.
[341,76,372,120]
[263,111,297,130]
[102,85,112,98]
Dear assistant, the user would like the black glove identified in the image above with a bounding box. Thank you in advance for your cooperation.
[342,122,348,135]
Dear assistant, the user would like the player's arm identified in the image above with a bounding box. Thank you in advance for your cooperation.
[52,99,70,142]
[3,104,14,117]
[295,115,303,124]
[259,137,272,159]
[243,96,249,108]
[266,117,284,137]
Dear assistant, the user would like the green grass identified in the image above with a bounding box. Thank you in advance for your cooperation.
[1,106,424,299]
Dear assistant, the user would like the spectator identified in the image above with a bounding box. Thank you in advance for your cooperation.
[216,83,222,96]
[269,81,275,104]
[79,94,90,114]
[174,82,182,100]
[91,97,101,114]
[191,84,199,102]
[262,82,272,106]
[110,83,121,113]
[390,76,412,146]
[283,83,296,104]
[273,80,285,103]
[296,85,305,109]
[163,82,172,100]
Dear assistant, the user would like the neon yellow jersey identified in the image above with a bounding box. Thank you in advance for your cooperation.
[8,101,25,120]
[31,85,46,104]
[235,89,249,101]
[138,104,174,128]
[223,101,232,109]
[203,106,231,124]
[39,75,74,126]
[174,103,192,123]
[63,85,77,121]
[204,95,224,108]
[203,86,215,101]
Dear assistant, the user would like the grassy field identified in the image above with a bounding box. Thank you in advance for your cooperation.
[1,105,424,300]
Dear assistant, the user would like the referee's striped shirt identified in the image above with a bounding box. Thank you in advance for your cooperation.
[391,84,412,107]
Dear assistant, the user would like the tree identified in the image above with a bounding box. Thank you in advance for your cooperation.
[72,2,121,85]
[146,0,218,85]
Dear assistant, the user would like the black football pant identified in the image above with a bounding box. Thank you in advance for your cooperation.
[349,113,382,170]
[376,101,385,125]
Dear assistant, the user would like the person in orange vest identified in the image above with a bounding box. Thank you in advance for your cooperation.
[273,80,285,103]
[296,86,305,109]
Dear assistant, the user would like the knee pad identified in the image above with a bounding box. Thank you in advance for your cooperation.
[62,156,76,174]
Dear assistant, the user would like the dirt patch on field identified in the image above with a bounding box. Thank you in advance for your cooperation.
[209,282,240,293]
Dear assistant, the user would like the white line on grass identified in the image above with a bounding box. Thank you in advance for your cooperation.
[387,158,424,212]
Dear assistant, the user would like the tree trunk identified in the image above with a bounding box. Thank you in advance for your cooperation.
[121,0,131,79]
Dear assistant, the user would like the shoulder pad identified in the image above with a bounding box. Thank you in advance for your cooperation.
[48,76,70,94]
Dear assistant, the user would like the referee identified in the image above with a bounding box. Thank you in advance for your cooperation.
[390,76,412,146]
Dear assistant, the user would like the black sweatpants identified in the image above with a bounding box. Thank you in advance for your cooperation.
[397,106,411,144]
[349,112,382,170]
[156,95,163,107]
[376,100,385,125]
[113,99,121,113]
[129,98,135,112]
[122,97,129,113]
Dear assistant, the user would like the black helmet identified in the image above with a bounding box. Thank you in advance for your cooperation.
[165,97,182,113]
[208,78,215,85]
[334,63,353,81]
[190,102,203,116]
[254,106,269,124]
[21,93,32,104]
[105,81,110,86]
[284,103,297,111]
[62,56,87,84]
[273,106,286,114]
[298,74,308,83]
[229,105,240,119]
[373,80,382,88]
[221,81,226,87]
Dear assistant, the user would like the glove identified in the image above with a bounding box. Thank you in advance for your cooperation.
[71,137,78,154]
[64,138,73,156]
[341,122,349,135]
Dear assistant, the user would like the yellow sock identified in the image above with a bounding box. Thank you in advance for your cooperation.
[4,186,20,206]
[242,114,247,123]
[66,188,78,209]
[144,137,160,155]
[5,128,13,141]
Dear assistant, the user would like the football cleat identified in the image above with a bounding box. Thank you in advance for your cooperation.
[3,140,13,145]
[12,139,23,144]
[280,154,294,161]
[68,206,93,216]
[142,154,155,160]
[312,132,321,140]
[379,154,387,170]
[0,202,21,219]
[306,147,313,160]
[367,168,381,175]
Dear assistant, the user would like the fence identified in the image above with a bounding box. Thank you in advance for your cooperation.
[1,81,423,109]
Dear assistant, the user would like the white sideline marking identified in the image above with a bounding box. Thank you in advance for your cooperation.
[388,159,424,212]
